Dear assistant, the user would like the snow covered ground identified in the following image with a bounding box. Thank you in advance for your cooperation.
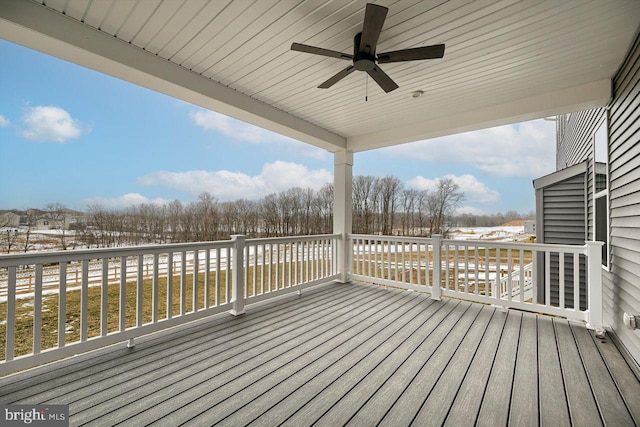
[447,225,534,242]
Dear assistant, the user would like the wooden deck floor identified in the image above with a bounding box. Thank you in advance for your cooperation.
[1,282,639,426]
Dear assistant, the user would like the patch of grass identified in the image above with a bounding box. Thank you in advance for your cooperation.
[0,259,329,360]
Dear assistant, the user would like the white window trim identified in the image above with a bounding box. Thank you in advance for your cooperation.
[592,117,610,270]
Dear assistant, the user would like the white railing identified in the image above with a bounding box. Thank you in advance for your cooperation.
[499,262,533,300]
[0,234,339,375]
[350,234,603,326]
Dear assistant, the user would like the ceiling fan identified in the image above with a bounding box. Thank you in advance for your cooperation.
[291,3,445,93]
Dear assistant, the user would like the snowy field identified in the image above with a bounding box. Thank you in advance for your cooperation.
[447,225,533,242]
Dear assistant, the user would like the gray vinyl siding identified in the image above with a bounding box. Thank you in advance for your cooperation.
[535,170,587,308]
[604,29,640,363]
[556,109,606,241]
[552,30,640,364]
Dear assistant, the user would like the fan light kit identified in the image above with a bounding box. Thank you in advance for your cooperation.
[291,3,445,93]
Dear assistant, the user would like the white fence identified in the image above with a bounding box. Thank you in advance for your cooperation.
[0,232,604,376]
[0,234,339,375]
[350,234,603,325]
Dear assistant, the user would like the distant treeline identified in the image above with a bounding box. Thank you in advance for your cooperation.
[3,174,533,249]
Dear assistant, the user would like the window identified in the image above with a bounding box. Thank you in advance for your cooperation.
[593,120,608,267]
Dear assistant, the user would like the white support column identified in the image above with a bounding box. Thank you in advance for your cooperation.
[230,235,246,316]
[334,150,353,283]
[586,241,604,331]
[431,235,442,300]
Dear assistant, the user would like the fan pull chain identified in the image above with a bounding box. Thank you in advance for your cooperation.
[365,74,369,102]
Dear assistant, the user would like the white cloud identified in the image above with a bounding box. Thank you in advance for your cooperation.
[189,108,327,160]
[0,115,10,127]
[407,173,500,204]
[381,119,556,178]
[81,193,172,209]
[138,161,333,201]
[20,105,89,143]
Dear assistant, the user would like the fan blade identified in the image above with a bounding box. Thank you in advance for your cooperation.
[366,65,398,93]
[318,65,356,89]
[377,44,445,63]
[359,3,388,54]
[291,43,352,60]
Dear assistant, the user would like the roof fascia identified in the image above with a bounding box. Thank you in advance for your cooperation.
[533,161,588,190]
[347,79,612,152]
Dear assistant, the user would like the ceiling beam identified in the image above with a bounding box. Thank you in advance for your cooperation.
[0,0,346,153]
[347,79,612,152]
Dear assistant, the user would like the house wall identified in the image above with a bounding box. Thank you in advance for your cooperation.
[555,31,640,363]
[534,163,587,309]
[606,30,640,363]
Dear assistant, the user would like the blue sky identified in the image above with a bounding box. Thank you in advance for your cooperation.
[0,40,556,215]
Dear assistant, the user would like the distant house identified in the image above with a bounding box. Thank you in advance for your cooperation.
[523,220,535,235]
[34,216,70,230]
[0,212,20,228]
[533,31,640,362]
[35,218,52,230]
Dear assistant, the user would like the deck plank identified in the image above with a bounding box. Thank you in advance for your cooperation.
[407,307,495,426]
[509,312,539,426]
[443,309,507,427]
[554,318,602,426]
[3,284,352,403]
[153,290,432,426]
[593,330,640,424]
[384,304,489,427]
[570,322,635,425]
[279,301,466,427]
[329,303,484,426]
[0,281,637,427]
[31,285,371,408]
[537,316,571,426]
[475,310,522,426]
[75,285,414,425]
[209,293,445,427]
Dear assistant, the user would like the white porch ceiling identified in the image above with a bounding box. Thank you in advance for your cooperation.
[1,0,639,153]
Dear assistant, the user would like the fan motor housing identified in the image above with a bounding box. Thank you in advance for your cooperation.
[353,32,376,71]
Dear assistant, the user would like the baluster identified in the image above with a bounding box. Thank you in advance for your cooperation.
[559,252,565,309]
[119,257,127,331]
[81,259,89,341]
[180,251,187,316]
[167,252,174,319]
[464,245,469,292]
[545,251,551,306]
[58,262,67,348]
[6,266,17,361]
[34,264,43,354]
[153,253,159,321]
[193,250,199,312]
[507,248,512,302]
[101,258,108,336]
[519,249,525,303]
[205,249,211,309]
[574,252,580,310]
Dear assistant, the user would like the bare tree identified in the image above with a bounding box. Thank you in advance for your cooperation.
[427,178,465,236]
[399,188,419,236]
[20,210,38,253]
[45,202,69,249]
[378,176,402,235]
[353,175,379,234]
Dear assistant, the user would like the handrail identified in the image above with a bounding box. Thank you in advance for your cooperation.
[349,234,601,326]
[0,234,340,375]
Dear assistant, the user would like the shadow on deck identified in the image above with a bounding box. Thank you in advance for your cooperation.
[1,282,639,426]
